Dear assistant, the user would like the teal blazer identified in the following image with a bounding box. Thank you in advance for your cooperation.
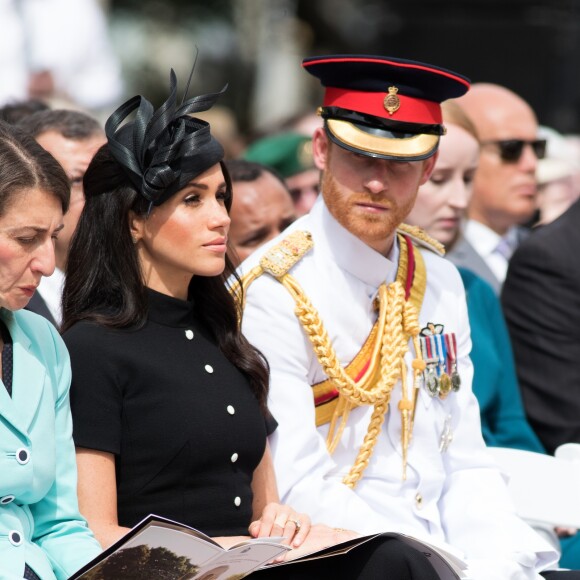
[459,267,545,453]
[0,308,101,579]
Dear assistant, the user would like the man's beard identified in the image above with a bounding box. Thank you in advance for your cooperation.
[321,169,416,250]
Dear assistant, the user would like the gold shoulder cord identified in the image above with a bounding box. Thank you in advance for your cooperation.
[237,229,429,486]
[397,222,446,256]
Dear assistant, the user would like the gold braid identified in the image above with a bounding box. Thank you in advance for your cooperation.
[234,230,427,487]
[282,274,419,488]
[282,276,396,406]
[342,282,409,487]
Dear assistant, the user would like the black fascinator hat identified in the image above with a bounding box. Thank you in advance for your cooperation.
[105,68,226,207]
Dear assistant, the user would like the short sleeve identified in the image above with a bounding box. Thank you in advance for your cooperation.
[63,322,124,455]
[264,407,278,436]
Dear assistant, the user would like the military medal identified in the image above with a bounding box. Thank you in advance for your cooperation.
[435,333,452,400]
[425,362,440,397]
[439,414,454,453]
[439,373,452,399]
[445,333,461,392]
[419,334,440,397]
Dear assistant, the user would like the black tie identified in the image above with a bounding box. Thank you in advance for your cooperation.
[0,319,13,397]
[24,564,41,580]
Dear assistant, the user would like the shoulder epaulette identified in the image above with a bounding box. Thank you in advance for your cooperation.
[397,223,445,257]
[260,230,314,279]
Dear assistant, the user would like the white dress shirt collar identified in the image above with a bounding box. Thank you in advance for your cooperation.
[311,196,399,289]
[464,219,518,283]
[37,267,65,327]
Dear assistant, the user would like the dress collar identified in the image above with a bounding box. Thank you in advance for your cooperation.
[309,197,399,289]
[146,287,195,328]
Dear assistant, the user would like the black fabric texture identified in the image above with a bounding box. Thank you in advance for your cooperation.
[104,69,226,207]
[64,288,274,536]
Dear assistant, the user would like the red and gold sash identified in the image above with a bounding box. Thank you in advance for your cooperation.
[312,233,427,427]
[234,224,439,484]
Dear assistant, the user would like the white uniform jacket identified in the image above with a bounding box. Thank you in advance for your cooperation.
[240,198,558,579]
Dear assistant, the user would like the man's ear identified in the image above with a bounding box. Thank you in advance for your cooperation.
[419,150,439,185]
[312,127,330,171]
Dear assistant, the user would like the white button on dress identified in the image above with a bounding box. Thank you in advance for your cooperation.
[234,496,241,507]
[227,405,235,415]
[205,364,214,374]
[231,453,239,463]
[185,329,194,340]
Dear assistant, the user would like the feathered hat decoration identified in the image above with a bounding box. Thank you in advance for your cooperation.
[105,66,226,208]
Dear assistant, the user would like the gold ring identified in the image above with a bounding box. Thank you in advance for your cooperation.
[289,518,302,531]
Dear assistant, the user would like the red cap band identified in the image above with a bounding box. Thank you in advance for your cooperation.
[323,87,442,125]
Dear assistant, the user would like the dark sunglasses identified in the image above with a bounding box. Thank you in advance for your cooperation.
[481,139,547,163]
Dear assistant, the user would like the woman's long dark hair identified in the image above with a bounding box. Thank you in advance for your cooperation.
[61,145,269,409]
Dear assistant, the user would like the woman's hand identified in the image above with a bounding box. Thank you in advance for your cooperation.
[282,524,360,561]
[248,502,311,548]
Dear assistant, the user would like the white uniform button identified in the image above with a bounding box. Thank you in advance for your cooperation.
[185,329,194,340]
[415,492,423,509]
[230,453,239,463]
[16,448,30,465]
[8,530,23,546]
[227,405,235,415]
[205,364,214,374]
[234,496,241,507]
[0,495,15,505]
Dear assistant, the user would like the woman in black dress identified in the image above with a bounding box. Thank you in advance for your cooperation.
[62,70,441,579]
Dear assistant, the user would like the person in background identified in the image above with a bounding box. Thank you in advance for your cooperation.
[533,125,580,226]
[405,101,580,568]
[0,121,101,580]
[501,186,580,452]
[239,53,569,579]
[502,198,580,573]
[62,70,440,579]
[406,100,545,453]
[243,132,320,217]
[0,98,50,125]
[447,83,546,294]
[226,159,296,265]
[0,0,123,112]
[17,109,105,327]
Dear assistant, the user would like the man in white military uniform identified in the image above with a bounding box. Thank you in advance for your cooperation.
[238,55,574,579]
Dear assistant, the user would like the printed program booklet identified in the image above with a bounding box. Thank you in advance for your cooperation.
[69,514,467,579]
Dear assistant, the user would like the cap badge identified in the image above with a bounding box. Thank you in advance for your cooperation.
[384,86,401,115]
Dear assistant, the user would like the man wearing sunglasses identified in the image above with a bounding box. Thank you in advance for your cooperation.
[447,83,544,294]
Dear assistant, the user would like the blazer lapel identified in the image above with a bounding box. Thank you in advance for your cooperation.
[447,236,501,295]
[1,313,47,437]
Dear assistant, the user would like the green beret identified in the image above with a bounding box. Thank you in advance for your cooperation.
[243,132,315,178]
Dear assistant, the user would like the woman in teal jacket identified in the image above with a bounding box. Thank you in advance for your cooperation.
[458,267,545,452]
[0,121,101,579]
